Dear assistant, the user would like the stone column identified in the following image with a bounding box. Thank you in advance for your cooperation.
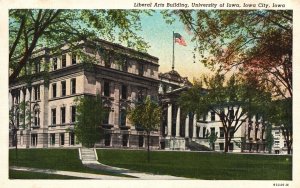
[176,107,180,137]
[193,114,197,138]
[185,114,189,138]
[167,103,172,137]
[9,90,13,109]
[95,79,101,95]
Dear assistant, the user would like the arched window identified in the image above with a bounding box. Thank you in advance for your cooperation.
[33,104,40,127]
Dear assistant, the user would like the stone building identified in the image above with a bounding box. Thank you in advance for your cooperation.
[9,39,160,149]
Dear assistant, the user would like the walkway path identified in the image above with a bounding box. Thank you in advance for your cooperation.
[10,165,189,180]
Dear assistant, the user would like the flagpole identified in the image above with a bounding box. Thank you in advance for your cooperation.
[172,31,175,70]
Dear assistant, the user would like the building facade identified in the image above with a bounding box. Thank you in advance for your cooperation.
[9,39,160,149]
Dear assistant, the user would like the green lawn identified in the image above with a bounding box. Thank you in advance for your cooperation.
[9,148,130,178]
[97,149,292,180]
[9,170,87,179]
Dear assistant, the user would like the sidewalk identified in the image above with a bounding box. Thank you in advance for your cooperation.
[10,166,189,180]
[10,166,131,180]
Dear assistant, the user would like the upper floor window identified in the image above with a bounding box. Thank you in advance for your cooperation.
[72,54,77,65]
[121,85,127,100]
[71,78,76,94]
[138,63,144,76]
[229,109,234,120]
[61,81,66,96]
[34,85,40,101]
[219,127,224,138]
[61,54,66,68]
[52,83,57,98]
[104,81,110,97]
[61,107,66,124]
[34,60,41,73]
[53,57,57,70]
[71,106,76,123]
[34,108,40,127]
[211,111,215,121]
[51,108,56,125]
[120,109,126,127]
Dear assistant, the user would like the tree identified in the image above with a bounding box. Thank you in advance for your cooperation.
[166,10,292,99]
[74,94,104,148]
[9,9,151,83]
[128,96,161,162]
[179,73,271,152]
[267,98,292,154]
[265,122,274,154]
[207,131,218,150]
[9,101,32,159]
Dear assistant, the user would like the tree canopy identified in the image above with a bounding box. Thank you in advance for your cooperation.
[168,10,292,98]
[9,9,152,82]
[179,73,271,152]
[74,95,104,148]
[128,96,161,161]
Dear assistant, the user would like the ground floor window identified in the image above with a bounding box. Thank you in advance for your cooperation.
[31,134,38,146]
[139,135,144,147]
[104,134,111,146]
[219,143,224,151]
[122,134,129,147]
[50,133,55,146]
[69,132,75,145]
[229,143,234,151]
[60,133,65,146]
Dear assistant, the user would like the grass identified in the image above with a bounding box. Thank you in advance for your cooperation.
[97,149,292,180]
[9,148,132,178]
[9,170,87,179]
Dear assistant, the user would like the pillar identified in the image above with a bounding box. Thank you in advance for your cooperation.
[176,107,180,137]
[167,103,172,137]
[185,114,189,138]
[193,114,197,138]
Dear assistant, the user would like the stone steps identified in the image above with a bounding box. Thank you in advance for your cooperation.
[80,148,98,163]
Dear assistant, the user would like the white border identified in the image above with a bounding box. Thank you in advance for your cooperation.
[0,0,299,188]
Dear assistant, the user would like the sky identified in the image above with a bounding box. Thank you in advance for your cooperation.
[137,11,212,81]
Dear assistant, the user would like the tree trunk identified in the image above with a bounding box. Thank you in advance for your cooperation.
[224,133,229,153]
[147,132,150,162]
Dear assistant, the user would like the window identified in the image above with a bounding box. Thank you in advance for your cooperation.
[31,134,38,146]
[211,112,215,121]
[203,113,207,121]
[69,132,75,145]
[210,127,215,135]
[139,135,144,147]
[50,133,55,146]
[122,134,129,147]
[51,108,56,125]
[229,143,234,150]
[103,107,110,124]
[104,81,110,97]
[120,109,126,127]
[104,134,111,146]
[219,127,224,138]
[61,54,66,68]
[229,127,235,138]
[60,133,65,146]
[71,78,76,94]
[34,60,40,73]
[121,85,127,100]
[61,107,66,124]
[138,63,144,76]
[137,88,146,102]
[202,127,207,138]
[61,81,66,96]
[34,85,40,100]
[52,83,57,98]
[219,143,224,151]
[72,54,76,65]
[34,109,40,127]
[53,57,57,70]
[229,109,234,120]
[71,106,76,123]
